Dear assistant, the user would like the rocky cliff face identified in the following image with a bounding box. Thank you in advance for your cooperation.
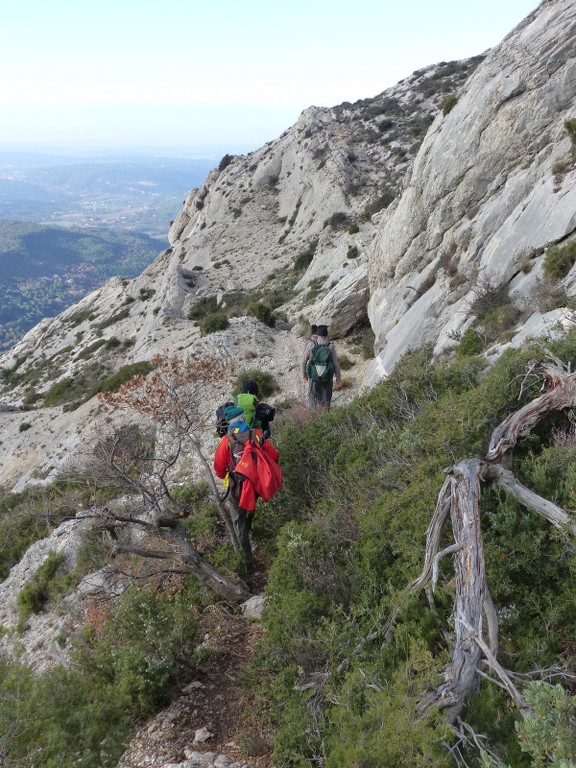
[367,0,576,381]
[0,0,573,511]
[1,1,575,765]
[0,58,474,493]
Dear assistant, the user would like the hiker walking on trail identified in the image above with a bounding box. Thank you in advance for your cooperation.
[301,324,319,406]
[303,324,342,409]
[213,405,280,571]
[235,379,274,436]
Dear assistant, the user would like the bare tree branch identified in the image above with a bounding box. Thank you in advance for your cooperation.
[392,360,576,724]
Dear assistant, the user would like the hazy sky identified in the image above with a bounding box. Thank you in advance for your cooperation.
[1,0,540,154]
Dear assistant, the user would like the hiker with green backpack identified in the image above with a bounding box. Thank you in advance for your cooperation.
[303,324,342,409]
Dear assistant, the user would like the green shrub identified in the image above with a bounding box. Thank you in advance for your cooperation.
[218,153,234,171]
[564,118,576,153]
[0,583,201,767]
[347,222,360,234]
[346,245,358,259]
[18,551,67,630]
[188,295,219,320]
[232,368,280,399]
[198,312,229,335]
[323,212,349,229]
[456,328,484,357]
[543,240,576,280]
[361,189,395,220]
[22,389,40,408]
[294,239,318,272]
[18,422,32,432]
[94,307,131,331]
[338,355,355,371]
[482,303,521,340]
[469,279,510,321]
[97,361,152,394]
[42,377,75,407]
[248,302,276,327]
[75,339,107,360]
[441,94,458,115]
[252,334,576,764]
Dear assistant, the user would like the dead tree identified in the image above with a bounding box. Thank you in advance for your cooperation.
[387,357,576,722]
[75,422,250,603]
[99,353,240,548]
[72,353,252,603]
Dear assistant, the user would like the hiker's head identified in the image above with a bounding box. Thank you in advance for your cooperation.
[242,379,259,396]
[310,324,318,335]
[224,405,244,425]
[317,325,329,338]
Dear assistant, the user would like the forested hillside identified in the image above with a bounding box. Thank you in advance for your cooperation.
[0,221,166,350]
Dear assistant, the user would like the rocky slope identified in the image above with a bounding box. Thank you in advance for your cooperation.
[368,0,576,381]
[0,57,476,493]
[2,1,576,766]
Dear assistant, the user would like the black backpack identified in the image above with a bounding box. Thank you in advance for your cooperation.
[254,402,275,425]
[215,401,234,437]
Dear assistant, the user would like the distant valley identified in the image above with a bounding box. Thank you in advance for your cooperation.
[0,150,219,351]
[0,151,217,235]
[0,221,167,351]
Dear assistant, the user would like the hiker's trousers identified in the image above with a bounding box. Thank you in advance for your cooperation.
[309,378,334,409]
[228,496,254,568]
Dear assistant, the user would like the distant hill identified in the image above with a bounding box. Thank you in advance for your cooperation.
[0,220,166,351]
[0,153,218,235]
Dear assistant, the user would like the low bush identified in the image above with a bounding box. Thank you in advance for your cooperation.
[248,302,276,327]
[17,551,67,630]
[232,368,280,399]
[543,240,576,280]
[456,327,484,357]
[346,245,358,259]
[252,334,576,766]
[361,189,395,220]
[0,583,202,767]
[441,94,458,115]
[198,312,229,335]
[294,240,319,272]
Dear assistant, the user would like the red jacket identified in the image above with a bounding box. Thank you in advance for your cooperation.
[214,428,280,511]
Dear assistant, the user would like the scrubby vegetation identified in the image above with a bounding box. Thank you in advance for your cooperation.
[0,582,202,767]
[543,240,576,280]
[188,280,295,333]
[249,333,576,767]
[2,332,576,766]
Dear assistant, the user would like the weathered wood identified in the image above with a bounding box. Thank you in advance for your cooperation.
[487,362,576,461]
[421,460,486,720]
[405,361,576,723]
[486,465,576,534]
[113,530,250,603]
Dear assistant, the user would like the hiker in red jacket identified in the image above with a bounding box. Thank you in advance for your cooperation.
[214,405,280,571]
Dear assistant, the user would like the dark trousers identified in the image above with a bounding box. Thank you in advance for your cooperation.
[228,496,254,568]
[309,378,334,409]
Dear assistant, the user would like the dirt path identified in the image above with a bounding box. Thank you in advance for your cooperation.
[118,593,273,768]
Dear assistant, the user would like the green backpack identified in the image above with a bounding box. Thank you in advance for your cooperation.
[307,344,334,382]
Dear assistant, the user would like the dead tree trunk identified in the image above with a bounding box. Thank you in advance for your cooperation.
[101,511,250,603]
[393,359,576,723]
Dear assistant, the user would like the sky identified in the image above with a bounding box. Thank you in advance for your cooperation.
[0,0,540,156]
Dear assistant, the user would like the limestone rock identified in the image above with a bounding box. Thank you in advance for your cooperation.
[367,0,576,383]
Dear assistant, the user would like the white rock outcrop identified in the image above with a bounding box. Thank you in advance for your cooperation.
[367,0,576,382]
